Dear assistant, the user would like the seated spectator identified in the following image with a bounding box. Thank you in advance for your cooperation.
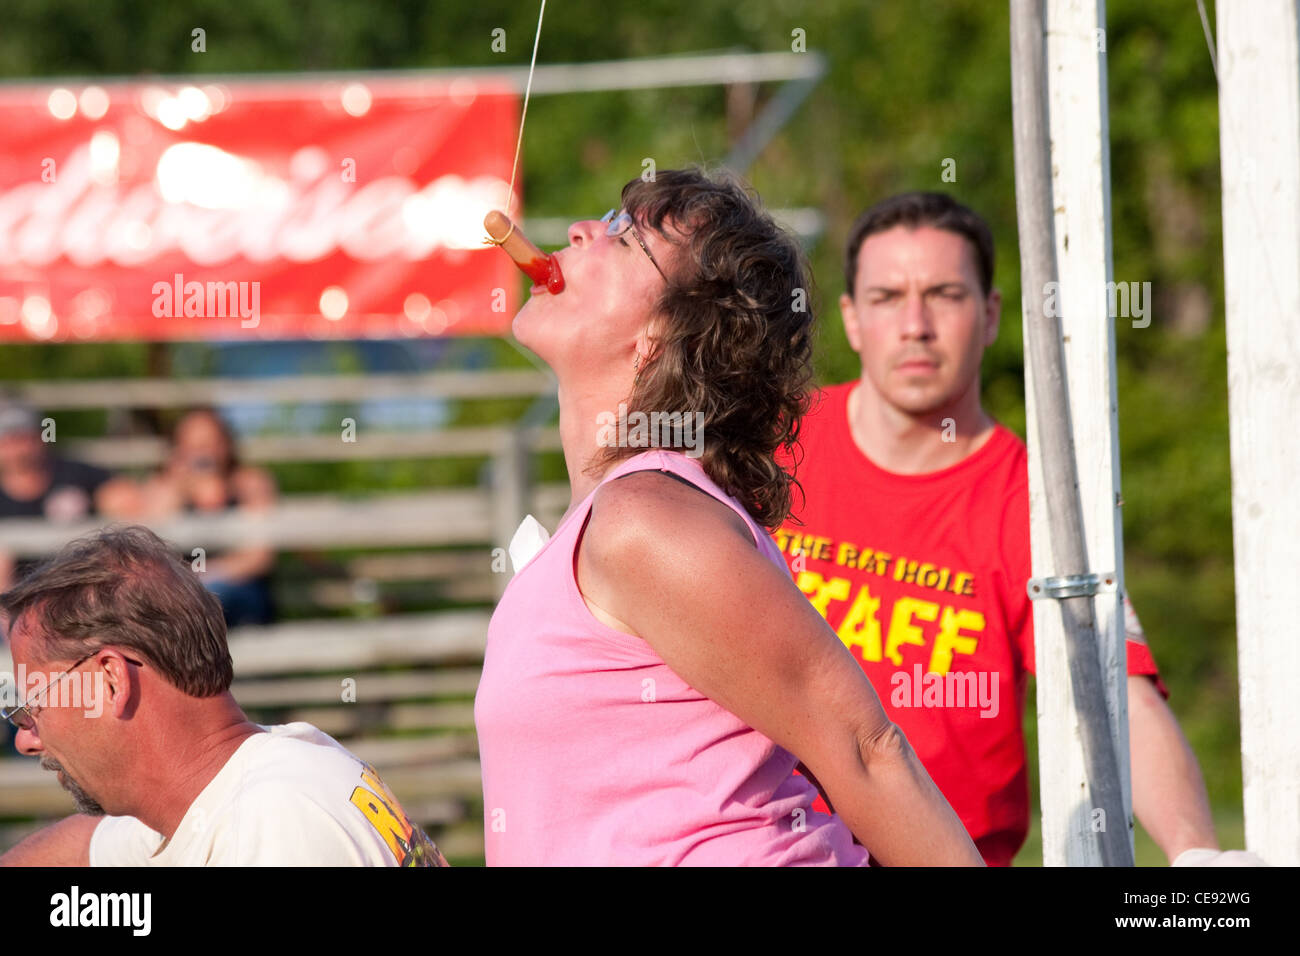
[136,408,278,628]
[0,400,137,592]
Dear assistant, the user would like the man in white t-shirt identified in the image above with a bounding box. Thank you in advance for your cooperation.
[0,526,447,867]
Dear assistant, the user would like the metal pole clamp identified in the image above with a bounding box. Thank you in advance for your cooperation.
[1026,572,1118,600]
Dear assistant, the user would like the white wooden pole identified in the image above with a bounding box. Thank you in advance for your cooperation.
[1025,0,1132,865]
[1217,0,1300,866]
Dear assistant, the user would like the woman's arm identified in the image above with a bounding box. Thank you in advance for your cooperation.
[93,475,147,518]
[577,471,983,866]
[205,466,277,582]
[0,548,14,592]
[0,814,98,866]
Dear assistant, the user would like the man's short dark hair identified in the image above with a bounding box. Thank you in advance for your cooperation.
[844,192,996,299]
[0,526,233,696]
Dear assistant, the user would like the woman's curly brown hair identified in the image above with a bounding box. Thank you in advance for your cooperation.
[585,167,815,530]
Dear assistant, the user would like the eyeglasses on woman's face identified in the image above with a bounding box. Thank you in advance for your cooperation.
[600,209,668,282]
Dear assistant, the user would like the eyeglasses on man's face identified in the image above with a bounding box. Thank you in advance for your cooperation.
[1,651,97,732]
[601,209,668,282]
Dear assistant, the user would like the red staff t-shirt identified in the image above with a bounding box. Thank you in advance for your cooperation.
[776,381,1165,866]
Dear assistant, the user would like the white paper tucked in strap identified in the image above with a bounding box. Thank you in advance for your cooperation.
[508,514,551,573]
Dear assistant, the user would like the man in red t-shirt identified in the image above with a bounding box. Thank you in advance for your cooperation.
[778,192,1229,865]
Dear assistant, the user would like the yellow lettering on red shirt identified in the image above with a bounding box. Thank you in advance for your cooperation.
[929,606,985,674]
[885,596,939,666]
[836,582,884,662]
[785,537,984,676]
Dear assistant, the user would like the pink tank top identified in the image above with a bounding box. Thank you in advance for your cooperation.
[474,449,870,866]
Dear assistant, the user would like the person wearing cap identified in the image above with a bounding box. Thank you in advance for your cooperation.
[0,401,136,592]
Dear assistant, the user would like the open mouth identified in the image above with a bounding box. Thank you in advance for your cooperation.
[483,210,565,294]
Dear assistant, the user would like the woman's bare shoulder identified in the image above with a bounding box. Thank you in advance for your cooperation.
[578,471,758,625]
[588,468,753,555]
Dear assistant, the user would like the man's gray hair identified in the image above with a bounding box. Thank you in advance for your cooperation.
[0,526,233,697]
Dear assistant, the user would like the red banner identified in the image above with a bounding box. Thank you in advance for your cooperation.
[0,76,520,341]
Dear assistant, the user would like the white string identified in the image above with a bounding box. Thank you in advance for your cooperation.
[505,0,547,215]
[1196,0,1218,81]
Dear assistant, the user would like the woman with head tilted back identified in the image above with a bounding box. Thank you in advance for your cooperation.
[473,168,982,866]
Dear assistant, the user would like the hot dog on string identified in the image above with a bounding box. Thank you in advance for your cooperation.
[483,209,565,294]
